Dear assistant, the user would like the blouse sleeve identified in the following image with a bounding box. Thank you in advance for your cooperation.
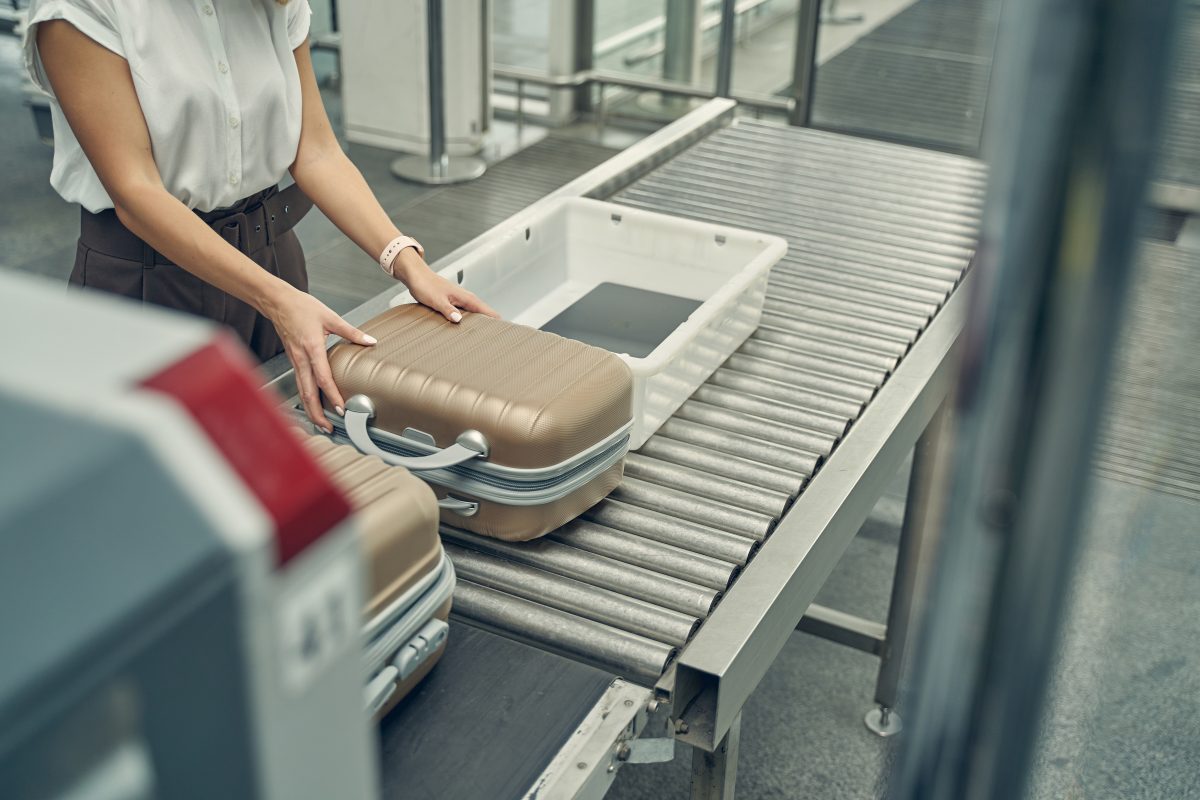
[286,0,312,50]
[22,0,123,97]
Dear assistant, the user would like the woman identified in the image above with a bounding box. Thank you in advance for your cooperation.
[24,0,495,432]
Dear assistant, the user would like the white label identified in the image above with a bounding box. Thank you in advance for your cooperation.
[277,557,359,695]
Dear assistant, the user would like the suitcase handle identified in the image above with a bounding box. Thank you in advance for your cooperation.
[344,395,490,471]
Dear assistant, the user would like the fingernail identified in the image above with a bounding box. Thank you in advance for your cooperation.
[450,311,462,323]
[335,405,344,416]
[362,334,378,345]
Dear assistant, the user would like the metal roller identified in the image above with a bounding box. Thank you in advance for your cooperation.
[619,195,972,270]
[771,262,949,306]
[766,282,932,329]
[693,384,851,438]
[676,400,837,459]
[767,273,940,320]
[737,339,887,386]
[653,156,983,232]
[441,527,719,619]
[623,179,979,253]
[762,297,922,343]
[723,353,876,403]
[550,520,738,591]
[656,417,821,477]
[452,581,675,686]
[709,367,865,419]
[774,251,959,293]
[721,123,989,179]
[583,499,757,566]
[638,435,805,496]
[610,477,775,541]
[445,544,699,647]
[751,326,900,373]
[624,453,792,518]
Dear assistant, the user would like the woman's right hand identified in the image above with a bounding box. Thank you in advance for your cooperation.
[265,284,376,433]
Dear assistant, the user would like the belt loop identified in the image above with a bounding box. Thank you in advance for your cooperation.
[141,242,155,268]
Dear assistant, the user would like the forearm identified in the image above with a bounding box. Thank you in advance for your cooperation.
[111,182,292,315]
[289,150,418,279]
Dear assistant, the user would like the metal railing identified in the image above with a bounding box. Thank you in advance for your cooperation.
[497,0,820,134]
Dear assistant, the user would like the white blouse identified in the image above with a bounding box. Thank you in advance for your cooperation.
[24,0,312,213]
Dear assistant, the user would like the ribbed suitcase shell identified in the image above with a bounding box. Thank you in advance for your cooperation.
[303,435,449,719]
[326,305,634,540]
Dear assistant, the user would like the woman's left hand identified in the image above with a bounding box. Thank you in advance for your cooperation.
[392,247,499,322]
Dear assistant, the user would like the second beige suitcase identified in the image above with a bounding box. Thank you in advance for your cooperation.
[303,434,454,720]
[324,304,634,541]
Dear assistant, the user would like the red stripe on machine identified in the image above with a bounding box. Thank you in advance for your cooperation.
[140,334,351,566]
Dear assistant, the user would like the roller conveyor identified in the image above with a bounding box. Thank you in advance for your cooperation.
[421,116,981,696]
[264,99,983,797]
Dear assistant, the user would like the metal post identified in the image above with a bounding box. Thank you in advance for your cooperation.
[865,404,950,737]
[391,0,486,185]
[690,712,741,800]
[714,0,736,98]
[643,0,702,115]
[788,0,821,126]
[515,79,525,140]
[889,1,1181,798]
[573,0,595,114]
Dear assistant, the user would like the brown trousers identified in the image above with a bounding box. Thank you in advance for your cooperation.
[71,184,312,362]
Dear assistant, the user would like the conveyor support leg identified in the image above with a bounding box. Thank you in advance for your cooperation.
[690,712,742,799]
[867,405,949,737]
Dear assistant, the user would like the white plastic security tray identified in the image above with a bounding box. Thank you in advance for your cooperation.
[389,197,787,448]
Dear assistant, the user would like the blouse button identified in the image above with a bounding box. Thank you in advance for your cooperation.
[229,173,240,186]
[228,116,240,128]
[202,5,214,15]
[218,61,229,74]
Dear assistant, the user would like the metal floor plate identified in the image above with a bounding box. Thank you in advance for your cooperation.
[1093,241,1200,501]
[442,118,985,687]
[808,0,1003,154]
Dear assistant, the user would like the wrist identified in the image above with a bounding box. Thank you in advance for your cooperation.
[389,247,427,284]
[254,274,297,319]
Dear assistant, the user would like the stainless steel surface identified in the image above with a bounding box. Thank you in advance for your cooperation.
[638,435,806,497]
[656,417,821,477]
[707,367,865,420]
[675,399,838,458]
[442,527,720,620]
[714,0,736,97]
[722,353,876,404]
[391,0,487,185]
[764,285,932,331]
[624,453,792,518]
[523,679,652,800]
[611,477,775,542]
[796,603,886,656]
[446,543,699,646]
[788,0,820,127]
[549,520,739,592]
[583,500,758,567]
[690,712,741,800]
[871,405,950,719]
[761,297,921,345]
[749,325,901,372]
[736,339,888,387]
[692,384,851,439]
[454,581,674,686]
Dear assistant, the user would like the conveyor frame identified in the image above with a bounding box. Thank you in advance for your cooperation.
[262,98,976,798]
